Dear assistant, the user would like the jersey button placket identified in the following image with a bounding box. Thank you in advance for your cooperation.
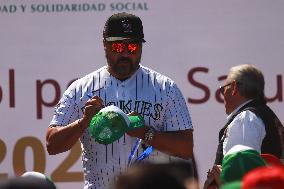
[121,84,125,98]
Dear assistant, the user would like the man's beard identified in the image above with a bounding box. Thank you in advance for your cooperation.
[107,56,140,79]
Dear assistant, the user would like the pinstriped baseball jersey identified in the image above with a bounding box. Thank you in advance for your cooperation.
[50,65,193,189]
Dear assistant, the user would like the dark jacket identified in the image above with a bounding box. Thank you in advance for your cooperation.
[214,99,283,165]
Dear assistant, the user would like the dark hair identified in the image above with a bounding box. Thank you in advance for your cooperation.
[113,162,196,189]
[0,177,56,189]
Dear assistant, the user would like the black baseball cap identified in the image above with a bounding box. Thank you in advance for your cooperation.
[103,12,146,42]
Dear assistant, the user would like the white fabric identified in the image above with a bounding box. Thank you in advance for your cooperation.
[50,65,193,189]
[224,144,254,156]
[223,110,266,156]
[21,171,47,179]
[226,100,253,121]
[99,105,130,126]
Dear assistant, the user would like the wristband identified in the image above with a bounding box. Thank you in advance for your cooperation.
[144,126,156,144]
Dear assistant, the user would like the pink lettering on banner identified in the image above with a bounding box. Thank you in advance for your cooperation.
[0,85,2,104]
[187,66,283,104]
[266,75,283,102]
[35,78,77,119]
[0,69,15,107]
[36,79,61,119]
[1,67,282,119]
[9,69,15,107]
[187,67,210,104]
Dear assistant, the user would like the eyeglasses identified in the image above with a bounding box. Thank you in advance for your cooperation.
[110,42,139,54]
[219,82,233,95]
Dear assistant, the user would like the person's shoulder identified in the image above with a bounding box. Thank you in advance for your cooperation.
[140,65,167,77]
[237,110,265,126]
[70,66,108,87]
[240,109,257,117]
[80,66,107,80]
[140,65,175,84]
[238,109,257,118]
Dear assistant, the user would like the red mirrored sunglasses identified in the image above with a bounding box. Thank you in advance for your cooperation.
[111,42,139,54]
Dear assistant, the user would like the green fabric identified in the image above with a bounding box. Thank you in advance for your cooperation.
[220,180,241,189]
[88,109,145,145]
[128,115,145,130]
[89,111,128,144]
[220,149,266,184]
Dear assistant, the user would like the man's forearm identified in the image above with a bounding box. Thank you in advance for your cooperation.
[46,118,88,155]
[127,128,194,159]
[149,129,193,159]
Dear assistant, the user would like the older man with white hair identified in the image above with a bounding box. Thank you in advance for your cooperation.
[204,64,283,189]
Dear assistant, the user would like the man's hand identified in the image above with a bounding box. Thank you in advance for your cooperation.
[46,96,104,155]
[126,127,147,138]
[203,165,222,189]
[125,111,147,139]
[125,112,193,159]
[81,96,104,129]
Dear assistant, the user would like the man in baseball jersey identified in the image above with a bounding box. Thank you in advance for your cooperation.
[46,12,194,189]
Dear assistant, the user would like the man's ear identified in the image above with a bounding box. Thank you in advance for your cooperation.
[103,39,108,51]
[231,80,239,95]
[103,39,107,50]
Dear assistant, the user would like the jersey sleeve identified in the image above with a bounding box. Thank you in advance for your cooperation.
[163,83,193,131]
[49,81,80,127]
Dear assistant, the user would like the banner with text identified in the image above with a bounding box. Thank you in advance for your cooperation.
[1,0,283,188]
